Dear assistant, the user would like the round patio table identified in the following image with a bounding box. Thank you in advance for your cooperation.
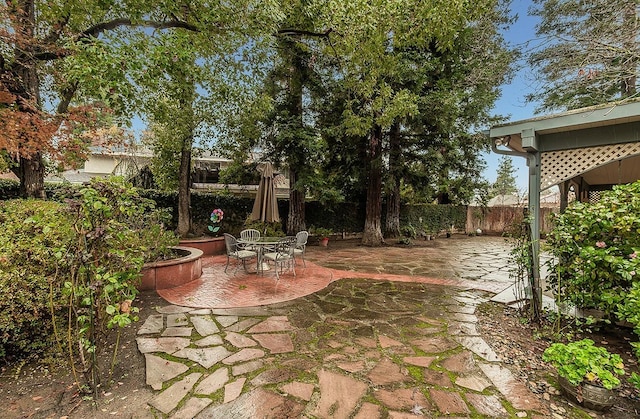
[237,236,294,274]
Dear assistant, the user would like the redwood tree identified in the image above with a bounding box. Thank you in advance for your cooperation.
[316,0,500,246]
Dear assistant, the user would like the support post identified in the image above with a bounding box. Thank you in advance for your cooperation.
[527,151,542,320]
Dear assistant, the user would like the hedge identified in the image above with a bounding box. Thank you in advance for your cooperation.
[0,181,466,237]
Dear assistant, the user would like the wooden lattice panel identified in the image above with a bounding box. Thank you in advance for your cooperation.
[589,190,602,204]
[541,142,640,190]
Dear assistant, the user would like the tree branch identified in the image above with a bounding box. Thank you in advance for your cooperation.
[44,13,71,44]
[32,17,203,62]
[82,18,200,38]
[276,28,334,38]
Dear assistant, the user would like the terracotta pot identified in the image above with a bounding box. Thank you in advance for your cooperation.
[319,237,329,247]
[557,375,616,411]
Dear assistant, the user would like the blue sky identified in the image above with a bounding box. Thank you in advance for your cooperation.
[483,1,540,192]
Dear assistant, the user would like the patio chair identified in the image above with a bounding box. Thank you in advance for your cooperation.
[240,228,261,251]
[261,236,297,281]
[223,233,258,273]
[293,231,309,267]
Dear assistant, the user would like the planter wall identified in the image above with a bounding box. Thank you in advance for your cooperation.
[139,246,203,291]
[178,236,225,256]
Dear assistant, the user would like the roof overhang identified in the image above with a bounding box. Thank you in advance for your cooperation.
[490,100,640,153]
[490,100,640,189]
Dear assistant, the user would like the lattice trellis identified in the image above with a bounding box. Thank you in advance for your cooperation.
[540,142,640,190]
[589,190,603,204]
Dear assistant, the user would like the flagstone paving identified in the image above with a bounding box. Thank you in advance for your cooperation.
[133,236,558,417]
[138,275,549,417]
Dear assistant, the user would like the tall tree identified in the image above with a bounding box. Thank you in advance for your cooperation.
[528,0,639,111]
[218,1,330,235]
[315,0,503,245]
[140,39,198,237]
[0,0,280,197]
[491,155,518,197]
[259,32,326,235]
[137,26,253,237]
[383,1,515,236]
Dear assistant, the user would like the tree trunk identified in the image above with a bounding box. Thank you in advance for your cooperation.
[385,122,401,238]
[14,0,46,198]
[18,153,46,198]
[284,41,307,235]
[362,124,384,246]
[287,168,306,235]
[176,141,192,237]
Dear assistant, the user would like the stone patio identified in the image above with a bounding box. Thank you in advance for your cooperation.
[136,236,553,418]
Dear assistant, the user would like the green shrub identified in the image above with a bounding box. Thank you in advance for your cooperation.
[0,199,75,359]
[546,181,640,360]
[0,177,178,381]
[0,179,20,199]
[400,204,466,235]
[57,177,178,393]
[546,181,640,319]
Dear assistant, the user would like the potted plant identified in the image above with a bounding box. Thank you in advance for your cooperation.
[542,338,625,410]
[312,227,333,247]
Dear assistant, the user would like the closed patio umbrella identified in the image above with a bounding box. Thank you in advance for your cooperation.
[250,162,280,223]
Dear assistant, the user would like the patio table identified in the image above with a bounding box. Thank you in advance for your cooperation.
[237,236,294,274]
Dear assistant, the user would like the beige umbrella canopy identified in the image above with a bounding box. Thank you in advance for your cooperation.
[250,162,280,223]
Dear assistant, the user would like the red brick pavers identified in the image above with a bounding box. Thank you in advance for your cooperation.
[158,236,510,309]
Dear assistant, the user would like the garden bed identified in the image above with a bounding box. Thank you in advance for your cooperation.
[139,246,203,290]
[178,236,225,256]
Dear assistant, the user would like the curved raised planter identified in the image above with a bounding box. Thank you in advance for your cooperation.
[178,236,225,256]
[139,246,203,291]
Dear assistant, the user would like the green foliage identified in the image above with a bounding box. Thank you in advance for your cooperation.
[59,177,177,393]
[490,156,518,197]
[528,0,639,112]
[0,179,20,199]
[617,282,640,344]
[309,226,332,239]
[0,200,75,359]
[0,177,177,392]
[543,339,625,390]
[400,204,467,235]
[401,223,418,239]
[243,218,284,237]
[545,181,640,326]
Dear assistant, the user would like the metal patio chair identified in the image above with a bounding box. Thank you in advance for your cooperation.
[261,236,297,281]
[223,233,258,273]
[239,228,261,251]
[293,231,309,267]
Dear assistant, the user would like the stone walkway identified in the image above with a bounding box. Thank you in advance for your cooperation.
[137,236,551,418]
